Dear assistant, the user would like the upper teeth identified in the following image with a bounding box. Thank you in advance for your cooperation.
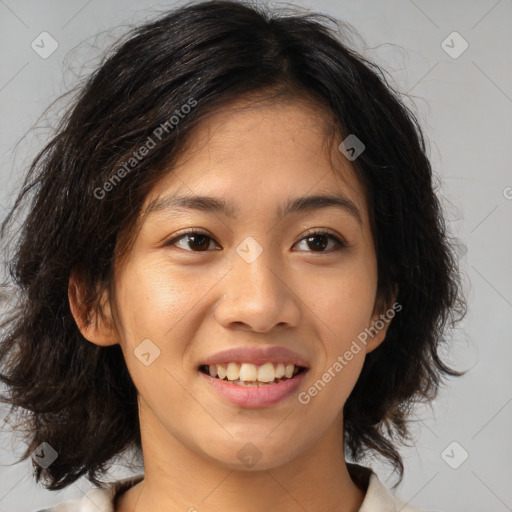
[208,362,297,382]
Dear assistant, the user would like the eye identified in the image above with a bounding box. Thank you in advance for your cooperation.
[165,229,220,252]
[164,229,346,253]
[293,230,346,253]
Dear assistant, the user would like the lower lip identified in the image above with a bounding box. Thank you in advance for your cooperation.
[199,370,308,408]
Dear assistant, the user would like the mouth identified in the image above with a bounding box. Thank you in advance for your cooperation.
[198,361,309,408]
[198,362,308,386]
[197,346,311,408]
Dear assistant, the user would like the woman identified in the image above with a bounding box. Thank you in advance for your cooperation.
[0,1,465,510]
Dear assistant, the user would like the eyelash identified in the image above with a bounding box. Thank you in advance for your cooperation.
[164,228,347,253]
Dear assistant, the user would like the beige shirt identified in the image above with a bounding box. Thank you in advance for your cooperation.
[34,464,426,512]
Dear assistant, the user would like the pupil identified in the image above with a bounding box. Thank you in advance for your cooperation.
[190,235,209,251]
[188,235,328,252]
[308,235,327,251]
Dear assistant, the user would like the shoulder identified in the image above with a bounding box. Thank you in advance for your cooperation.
[348,463,432,512]
[33,474,144,512]
[34,468,434,512]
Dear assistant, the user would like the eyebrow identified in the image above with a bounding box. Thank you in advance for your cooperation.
[145,192,362,225]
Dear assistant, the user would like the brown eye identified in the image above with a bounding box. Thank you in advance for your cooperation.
[166,231,220,252]
[165,229,345,253]
[294,231,346,253]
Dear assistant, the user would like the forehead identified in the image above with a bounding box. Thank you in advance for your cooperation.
[143,94,369,224]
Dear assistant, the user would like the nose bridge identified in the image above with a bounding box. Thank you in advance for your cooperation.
[215,236,299,331]
[233,237,283,303]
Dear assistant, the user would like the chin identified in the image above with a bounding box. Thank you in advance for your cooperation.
[198,435,306,472]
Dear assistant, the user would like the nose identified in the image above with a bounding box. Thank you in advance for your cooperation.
[214,246,301,333]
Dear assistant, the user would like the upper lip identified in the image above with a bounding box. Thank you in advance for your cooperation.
[200,346,310,368]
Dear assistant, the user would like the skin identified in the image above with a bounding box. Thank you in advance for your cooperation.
[69,94,394,512]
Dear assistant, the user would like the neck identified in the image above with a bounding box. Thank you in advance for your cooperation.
[116,400,365,512]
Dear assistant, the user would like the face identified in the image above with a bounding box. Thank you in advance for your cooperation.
[86,95,391,471]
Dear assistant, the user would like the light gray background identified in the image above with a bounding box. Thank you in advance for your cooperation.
[0,1,511,511]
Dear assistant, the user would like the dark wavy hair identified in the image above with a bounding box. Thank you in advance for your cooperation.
[0,0,465,491]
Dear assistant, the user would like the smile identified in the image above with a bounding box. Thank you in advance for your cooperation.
[199,362,309,408]
[199,362,307,386]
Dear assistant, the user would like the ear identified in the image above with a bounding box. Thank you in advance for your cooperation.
[68,273,118,346]
[365,288,400,354]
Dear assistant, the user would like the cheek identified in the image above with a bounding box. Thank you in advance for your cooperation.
[296,347,365,435]
[113,258,224,397]
[114,259,207,340]
[113,262,201,422]
[305,259,377,346]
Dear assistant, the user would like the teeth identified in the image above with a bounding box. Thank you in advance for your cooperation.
[239,363,257,382]
[204,362,302,383]
[257,362,276,382]
[217,364,227,380]
[226,362,240,381]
